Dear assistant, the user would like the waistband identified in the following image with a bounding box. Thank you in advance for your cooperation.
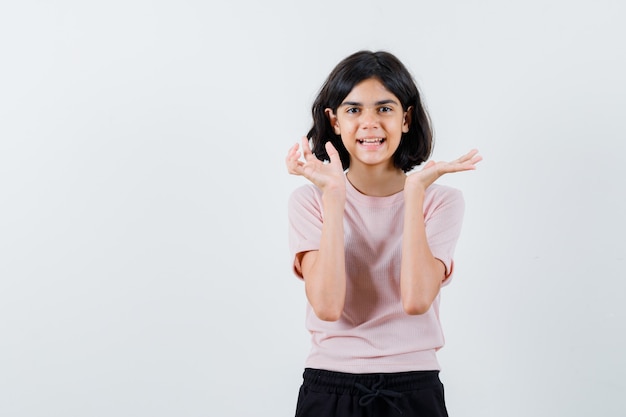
[302,368,441,395]
[302,368,442,414]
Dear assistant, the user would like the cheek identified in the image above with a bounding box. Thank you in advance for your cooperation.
[388,118,407,133]
[337,122,357,137]
[340,136,356,152]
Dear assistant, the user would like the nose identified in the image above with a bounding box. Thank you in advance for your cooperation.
[360,108,380,128]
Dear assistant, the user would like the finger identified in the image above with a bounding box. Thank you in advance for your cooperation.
[460,149,482,167]
[300,136,314,160]
[465,150,482,166]
[285,143,305,174]
[470,152,483,165]
[454,149,479,164]
[451,157,481,172]
[285,143,301,165]
[285,142,300,161]
[465,148,479,158]
[325,141,340,164]
[286,158,305,176]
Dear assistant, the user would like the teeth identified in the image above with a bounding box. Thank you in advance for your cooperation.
[358,138,384,143]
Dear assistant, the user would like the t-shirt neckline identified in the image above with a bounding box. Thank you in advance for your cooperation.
[344,175,405,208]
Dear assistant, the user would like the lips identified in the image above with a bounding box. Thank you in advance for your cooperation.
[357,138,386,145]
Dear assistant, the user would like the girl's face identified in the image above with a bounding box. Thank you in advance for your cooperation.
[325,77,411,171]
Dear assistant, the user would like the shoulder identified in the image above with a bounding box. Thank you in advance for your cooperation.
[289,183,322,203]
[288,184,324,214]
[423,184,465,216]
[425,183,464,203]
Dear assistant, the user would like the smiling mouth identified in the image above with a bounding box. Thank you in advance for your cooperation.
[357,138,386,144]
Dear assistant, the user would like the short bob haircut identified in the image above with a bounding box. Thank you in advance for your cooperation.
[307,50,433,173]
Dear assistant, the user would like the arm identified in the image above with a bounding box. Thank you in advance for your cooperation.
[401,149,482,315]
[286,137,347,321]
[299,190,346,321]
[401,186,447,315]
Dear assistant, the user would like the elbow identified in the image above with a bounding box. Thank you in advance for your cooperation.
[401,274,442,315]
[313,306,343,322]
[316,312,342,322]
[311,301,343,322]
[306,285,345,321]
[402,298,433,316]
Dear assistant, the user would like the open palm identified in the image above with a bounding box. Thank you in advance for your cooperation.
[405,149,482,190]
[286,137,346,193]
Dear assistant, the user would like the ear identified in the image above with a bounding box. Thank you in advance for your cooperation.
[402,106,413,133]
[325,108,341,135]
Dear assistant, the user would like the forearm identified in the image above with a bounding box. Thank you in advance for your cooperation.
[400,186,446,315]
[302,193,346,321]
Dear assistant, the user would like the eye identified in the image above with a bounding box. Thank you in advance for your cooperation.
[379,106,392,113]
[346,107,360,114]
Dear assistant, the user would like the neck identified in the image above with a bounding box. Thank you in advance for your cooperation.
[346,164,406,197]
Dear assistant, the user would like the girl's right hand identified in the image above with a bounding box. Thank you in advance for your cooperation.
[285,137,346,198]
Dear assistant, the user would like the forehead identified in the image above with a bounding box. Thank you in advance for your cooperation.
[341,78,400,105]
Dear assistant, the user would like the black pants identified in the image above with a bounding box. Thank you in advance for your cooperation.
[295,368,448,417]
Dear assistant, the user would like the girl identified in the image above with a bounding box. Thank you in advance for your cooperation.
[286,50,481,417]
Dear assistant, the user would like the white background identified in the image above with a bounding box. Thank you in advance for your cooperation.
[1,1,624,416]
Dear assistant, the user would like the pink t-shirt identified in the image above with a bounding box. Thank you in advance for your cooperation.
[288,177,465,373]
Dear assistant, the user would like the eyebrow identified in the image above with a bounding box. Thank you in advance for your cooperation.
[340,99,399,107]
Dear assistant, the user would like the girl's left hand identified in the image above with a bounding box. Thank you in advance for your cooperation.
[405,149,482,191]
